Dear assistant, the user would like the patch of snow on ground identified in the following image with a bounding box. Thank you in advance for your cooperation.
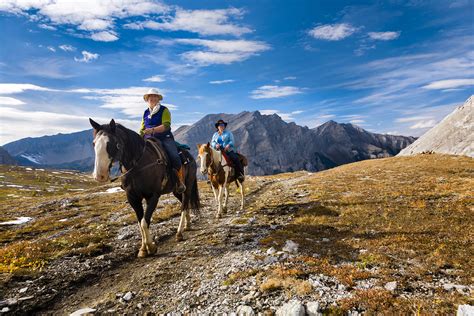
[98,187,124,194]
[6,184,23,188]
[0,217,33,225]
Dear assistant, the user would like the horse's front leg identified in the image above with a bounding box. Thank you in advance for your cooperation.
[216,184,224,218]
[223,184,229,214]
[143,194,160,255]
[210,180,218,206]
[127,194,148,258]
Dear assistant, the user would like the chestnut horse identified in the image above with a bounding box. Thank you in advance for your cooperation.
[90,118,200,257]
[197,143,246,218]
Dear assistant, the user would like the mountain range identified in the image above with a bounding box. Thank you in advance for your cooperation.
[174,111,415,175]
[1,111,415,175]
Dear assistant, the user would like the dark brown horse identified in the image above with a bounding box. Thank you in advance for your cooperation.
[90,119,200,257]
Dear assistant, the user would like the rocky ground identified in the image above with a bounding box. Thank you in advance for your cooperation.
[1,155,473,315]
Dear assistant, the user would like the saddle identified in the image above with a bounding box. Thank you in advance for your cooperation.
[146,138,190,165]
[221,151,248,167]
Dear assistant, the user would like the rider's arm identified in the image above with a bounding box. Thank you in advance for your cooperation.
[226,131,235,150]
[139,116,146,136]
[151,107,171,133]
[210,133,218,149]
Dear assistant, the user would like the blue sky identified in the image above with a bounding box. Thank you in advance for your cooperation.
[0,0,473,145]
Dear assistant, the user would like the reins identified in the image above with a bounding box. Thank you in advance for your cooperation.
[110,139,165,182]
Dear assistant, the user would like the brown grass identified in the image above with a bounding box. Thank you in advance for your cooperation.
[257,154,474,313]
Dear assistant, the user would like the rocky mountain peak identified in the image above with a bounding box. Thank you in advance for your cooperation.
[398,95,473,157]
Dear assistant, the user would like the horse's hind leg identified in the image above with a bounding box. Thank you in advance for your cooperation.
[176,211,186,241]
[184,210,191,230]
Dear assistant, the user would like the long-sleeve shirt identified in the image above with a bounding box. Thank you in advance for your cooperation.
[211,130,235,152]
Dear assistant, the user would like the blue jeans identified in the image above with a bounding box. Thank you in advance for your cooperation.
[161,135,182,171]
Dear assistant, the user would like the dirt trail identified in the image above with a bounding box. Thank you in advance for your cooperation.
[42,174,309,315]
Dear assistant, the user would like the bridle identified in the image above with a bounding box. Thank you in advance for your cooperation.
[93,131,161,183]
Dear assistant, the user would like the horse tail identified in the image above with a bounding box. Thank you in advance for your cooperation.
[189,178,200,210]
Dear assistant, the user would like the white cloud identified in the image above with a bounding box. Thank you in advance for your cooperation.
[90,31,118,42]
[395,116,433,123]
[308,23,357,41]
[284,76,297,80]
[79,18,112,31]
[143,75,165,82]
[74,50,99,63]
[173,38,270,66]
[0,106,141,145]
[410,120,437,129]
[349,119,365,124]
[127,8,252,36]
[0,0,169,41]
[0,83,54,94]
[47,46,56,52]
[59,44,76,51]
[423,79,474,90]
[209,79,235,84]
[70,86,176,118]
[0,97,25,105]
[368,31,401,40]
[175,39,269,54]
[250,85,304,99]
[38,23,56,30]
[291,110,304,115]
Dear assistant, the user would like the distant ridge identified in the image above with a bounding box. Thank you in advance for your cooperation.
[0,146,16,165]
[398,95,473,158]
[3,112,415,175]
[174,111,415,175]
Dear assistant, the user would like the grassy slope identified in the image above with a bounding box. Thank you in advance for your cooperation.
[0,154,472,313]
[254,154,473,313]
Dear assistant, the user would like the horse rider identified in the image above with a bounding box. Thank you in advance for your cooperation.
[139,88,186,193]
[210,119,245,182]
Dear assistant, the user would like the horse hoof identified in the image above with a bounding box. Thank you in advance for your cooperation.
[222,207,227,214]
[176,232,184,242]
[184,225,191,231]
[137,249,148,258]
[147,243,158,255]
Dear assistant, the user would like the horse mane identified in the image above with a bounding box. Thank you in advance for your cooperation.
[115,124,145,164]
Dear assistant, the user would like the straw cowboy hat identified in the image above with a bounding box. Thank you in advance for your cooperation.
[215,119,228,129]
[143,88,163,101]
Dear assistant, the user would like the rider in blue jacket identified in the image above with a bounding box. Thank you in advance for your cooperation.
[211,119,244,182]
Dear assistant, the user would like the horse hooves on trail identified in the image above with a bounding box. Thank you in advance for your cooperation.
[138,249,148,258]
[184,225,191,231]
[176,232,184,242]
[147,243,158,255]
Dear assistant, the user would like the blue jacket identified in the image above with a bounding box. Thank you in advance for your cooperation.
[211,130,235,152]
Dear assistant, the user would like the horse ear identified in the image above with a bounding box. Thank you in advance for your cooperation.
[89,118,102,131]
[110,119,116,133]
[206,142,210,147]
[196,143,201,150]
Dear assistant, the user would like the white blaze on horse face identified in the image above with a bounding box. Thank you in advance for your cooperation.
[199,150,208,174]
[92,133,112,182]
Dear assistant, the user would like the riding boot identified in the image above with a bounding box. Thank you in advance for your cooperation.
[175,167,186,194]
